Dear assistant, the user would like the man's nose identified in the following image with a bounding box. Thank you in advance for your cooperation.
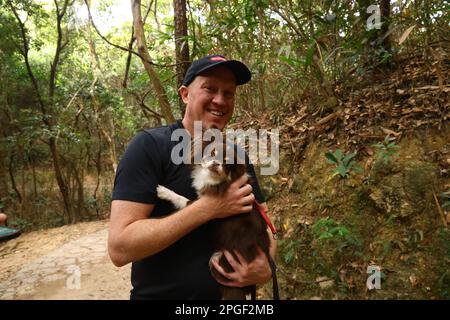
[212,92,227,106]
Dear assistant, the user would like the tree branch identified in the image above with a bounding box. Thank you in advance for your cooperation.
[269,1,309,41]
[83,0,178,68]
[6,0,47,117]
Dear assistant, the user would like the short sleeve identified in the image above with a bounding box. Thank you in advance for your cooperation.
[112,131,165,204]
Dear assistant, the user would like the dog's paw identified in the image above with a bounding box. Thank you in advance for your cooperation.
[156,185,189,209]
[208,251,223,270]
[156,185,174,201]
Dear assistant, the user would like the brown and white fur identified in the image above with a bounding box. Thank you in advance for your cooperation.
[157,139,278,300]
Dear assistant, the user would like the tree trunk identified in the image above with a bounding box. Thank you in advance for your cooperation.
[31,155,37,200]
[131,0,176,124]
[48,0,73,222]
[93,130,102,218]
[0,129,10,205]
[257,7,266,110]
[0,155,9,205]
[8,153,22,205]
[49,136,72,221]
[122,27,136,88]
[73,164,85,223]
[173,0,190,116]
[380,0,391,54]
[10,0,74,221]
[20,149,27,215]
[83,19,118,173]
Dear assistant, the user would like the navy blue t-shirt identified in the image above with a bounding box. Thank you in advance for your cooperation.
[112,120,265,299]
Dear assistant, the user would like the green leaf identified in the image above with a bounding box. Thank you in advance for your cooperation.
[335,149,343,160]
[439,192,450,200]
[284,248,294,264]
[342,152,356,166]
[338,164,347,178]
[318,231,333,240]
[325,152,338,164]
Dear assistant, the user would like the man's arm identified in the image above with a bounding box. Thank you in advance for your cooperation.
[108,175,255,267]
[109,200,208,267]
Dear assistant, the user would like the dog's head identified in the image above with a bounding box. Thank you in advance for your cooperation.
[190,133,247,192]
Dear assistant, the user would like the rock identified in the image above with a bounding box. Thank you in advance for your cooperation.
[369,174,415,217]
[316,276,335,289]
[42,273,66,283]
[369,161,437,217]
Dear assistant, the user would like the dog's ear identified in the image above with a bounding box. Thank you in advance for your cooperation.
[228,164,247,181]
[222,142,247,181]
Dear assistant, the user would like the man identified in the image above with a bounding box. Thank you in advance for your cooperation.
[0,213,7,226]
[108,55,276,299]
[0,212,21,242]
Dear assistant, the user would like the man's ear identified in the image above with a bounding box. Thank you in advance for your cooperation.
[179,85,189,104]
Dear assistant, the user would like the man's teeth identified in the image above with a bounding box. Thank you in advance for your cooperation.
[209,110,224,116]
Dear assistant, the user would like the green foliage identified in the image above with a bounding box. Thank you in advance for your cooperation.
[439,189,450,209]
[325,149,362,179]
[372,136,400,164]
[280,238,302,265]
[436,228,450,298]
[312,217,350,241]
[8,216,33,231]
[312,194,334,210]
[311,217,363,259]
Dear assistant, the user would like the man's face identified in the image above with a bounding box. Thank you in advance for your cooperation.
[181,66,237,132]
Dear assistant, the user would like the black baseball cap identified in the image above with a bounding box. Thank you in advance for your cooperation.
[182,54,252,86]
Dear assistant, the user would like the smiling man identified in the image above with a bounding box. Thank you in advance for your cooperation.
[108,55,276,299]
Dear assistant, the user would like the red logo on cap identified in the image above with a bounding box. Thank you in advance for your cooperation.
[210,56,226,61]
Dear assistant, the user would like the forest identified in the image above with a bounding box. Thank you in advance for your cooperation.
[0,0,449,299]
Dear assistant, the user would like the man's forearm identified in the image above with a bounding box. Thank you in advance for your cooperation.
[268,229,277,259]
[114,200,211,265]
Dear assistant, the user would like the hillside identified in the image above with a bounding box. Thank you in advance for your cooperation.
[234,50,450,299]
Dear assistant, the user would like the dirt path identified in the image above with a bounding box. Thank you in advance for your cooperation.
[0,220,131,300]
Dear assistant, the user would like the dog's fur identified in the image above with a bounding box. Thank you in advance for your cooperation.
[157,137,278,300]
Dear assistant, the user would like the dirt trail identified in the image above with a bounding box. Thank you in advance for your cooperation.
[0,220,131,300]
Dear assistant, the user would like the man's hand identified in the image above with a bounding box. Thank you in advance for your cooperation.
[209,247,272,287]
[196,174,255,219]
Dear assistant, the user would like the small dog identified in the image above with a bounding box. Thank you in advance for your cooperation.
[157,137,279,300]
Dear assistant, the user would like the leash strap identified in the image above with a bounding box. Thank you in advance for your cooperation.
[254,201,278,239]
[254,201,281,300]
